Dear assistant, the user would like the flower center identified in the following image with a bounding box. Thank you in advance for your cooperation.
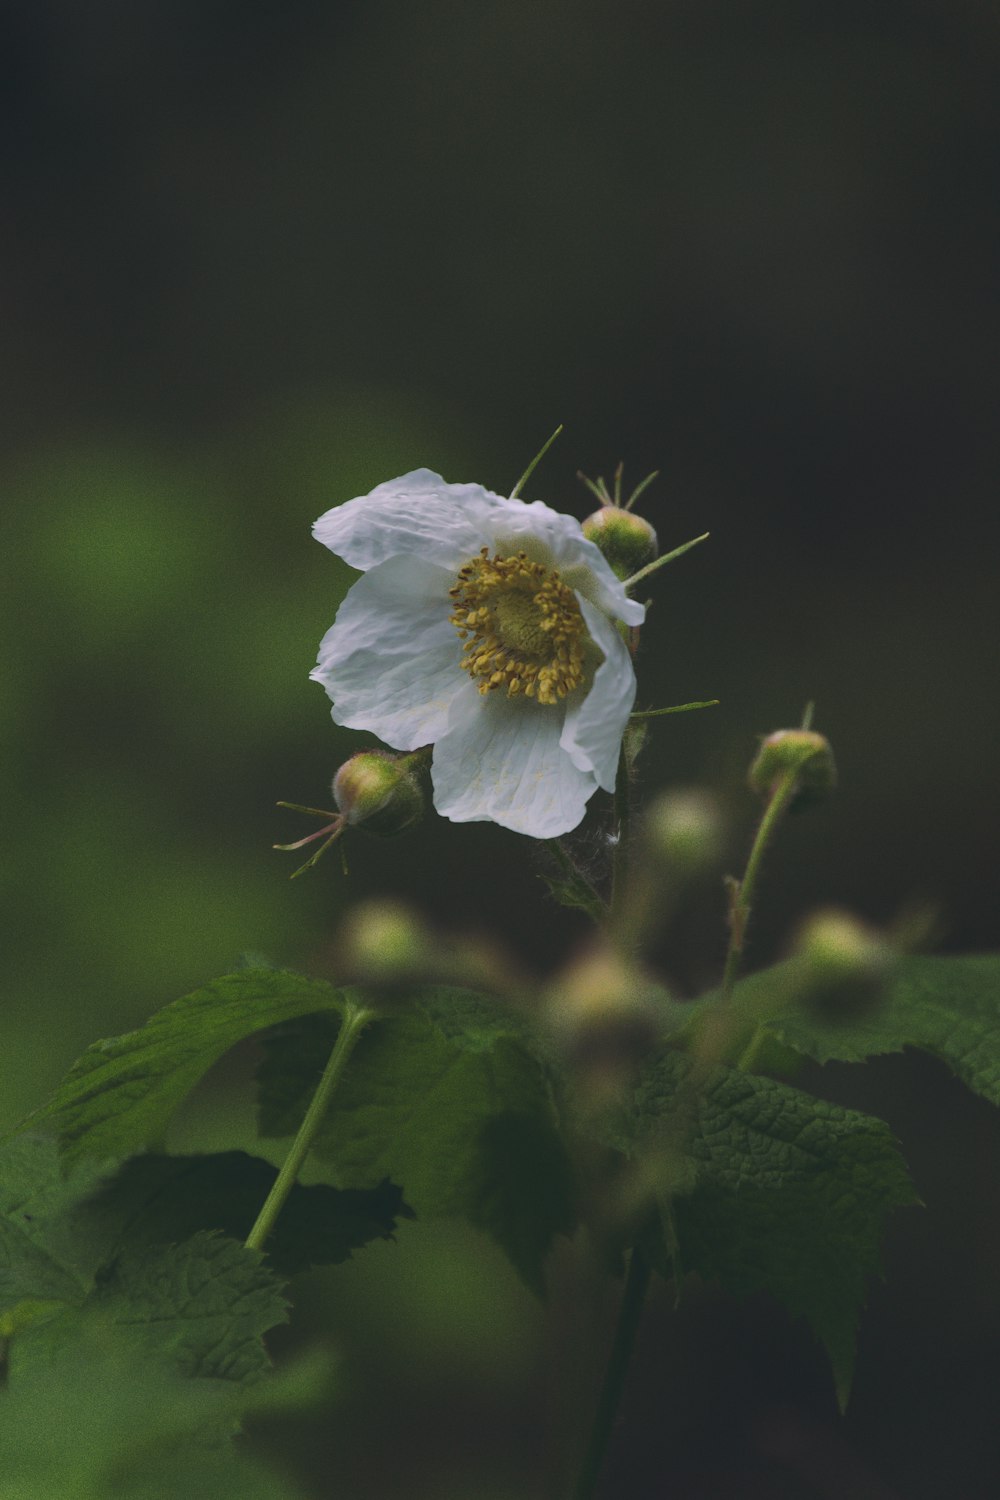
[449,548,587,704]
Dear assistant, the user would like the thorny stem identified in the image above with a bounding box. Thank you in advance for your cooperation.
[245,996,373,1253]
[573,1247,652,1500]
[720,767,800,1005]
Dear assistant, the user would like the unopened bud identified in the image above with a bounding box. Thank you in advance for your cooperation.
[332,751,424,837]
[341,899,430,982]
[645,788,725,874]
[748,729,836,810]
[582,506,659,580]
[546,946,661,1099]
[795,907,893,1018]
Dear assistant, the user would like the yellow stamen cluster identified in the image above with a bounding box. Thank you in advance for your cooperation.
[449,548,587,704]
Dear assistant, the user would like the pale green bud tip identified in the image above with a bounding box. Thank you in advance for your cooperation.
[794,907,894,1016]
[343,899,429,977]
[645,788,725,871]
[332,751,424,837]
[748,729,837,808]
[582,506,658,580]
[546,946,661,1079]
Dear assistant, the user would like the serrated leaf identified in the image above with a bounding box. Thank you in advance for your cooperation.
[0,1137,121,1316]
[8,969,349,1162]
[14,1230,287,1387]
[85,1150,409,1276]
[257,990,576,1293]
[740,954,1000,1103]
[618,1051,918,1404]
[0,1331,308,1499]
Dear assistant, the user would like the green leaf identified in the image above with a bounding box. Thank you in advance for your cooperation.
[8,969,349,1162]
[85,1150,410,1276]
[13,1230,288,1385]
[258,990,577,1293]
[741,954,1000,1103]
[0,1137,115,1315]
[616,1051,918,1404]
[0,1137,404,1338]
[0,1332,309,1499]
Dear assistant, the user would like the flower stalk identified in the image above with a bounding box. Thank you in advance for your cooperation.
[245,995,373,1253]
[573,1247,652,1500]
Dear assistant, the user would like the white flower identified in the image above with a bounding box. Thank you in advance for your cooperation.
[310,469,645,838]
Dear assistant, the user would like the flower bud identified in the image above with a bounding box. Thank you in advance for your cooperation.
[582,506,659,580]
[341,898,431,982]
[645,788,725,875]
[794,907,893,1019]
[332,751,424,837]
[546,945,662,1101]
[748,729,836,810]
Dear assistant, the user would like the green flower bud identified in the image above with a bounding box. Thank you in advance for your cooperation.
[794,907,894,1019]
[342,898,430,980]
[747,729,837,809]
[332,751,424,837]
[582,506,659,580]
[645,788,725,874]
[546,946,662,1100]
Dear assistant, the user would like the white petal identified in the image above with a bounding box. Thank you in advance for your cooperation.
[310,556,465,748]
[560,598,637,791]
[488,495,645,627]
[313,469,504,572]
[432,683,597,838]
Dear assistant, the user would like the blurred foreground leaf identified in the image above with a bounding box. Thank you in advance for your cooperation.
[258,990,576,1293]
[8,970,348,1162]
[611,1052,919,1405]
[0,1333,309,1499]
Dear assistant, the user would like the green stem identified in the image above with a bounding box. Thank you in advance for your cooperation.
[621,531,709,591]
[245,997,373,1253]
[573,1247,651,1500]
[720,768,799,1005]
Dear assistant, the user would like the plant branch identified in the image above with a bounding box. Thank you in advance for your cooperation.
[573,1247,652,1500]
[245,996,373,1253]
[720,768,800,1005]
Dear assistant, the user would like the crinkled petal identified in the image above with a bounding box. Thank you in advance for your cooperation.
[431,683,597,837]
[488,495,645,628]
[560,598,637,790]
[310,556,464,748]
[313,469,504,573]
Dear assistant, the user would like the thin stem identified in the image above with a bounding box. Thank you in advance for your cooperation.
[245,997,373,1253]
[511,424,563,498]
[573,1247,651,1500]
[623,469,659,511]
[630,699,719,720]
[622,531,709,591]
[720,768,800,1004]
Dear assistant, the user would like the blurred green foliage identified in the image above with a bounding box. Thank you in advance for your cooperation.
[3,2,1000,1493]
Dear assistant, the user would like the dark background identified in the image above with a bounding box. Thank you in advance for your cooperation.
[3,2,999,1496]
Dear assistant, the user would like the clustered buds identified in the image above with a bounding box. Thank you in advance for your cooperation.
[582,506,659,580]
[748,729,837,810]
